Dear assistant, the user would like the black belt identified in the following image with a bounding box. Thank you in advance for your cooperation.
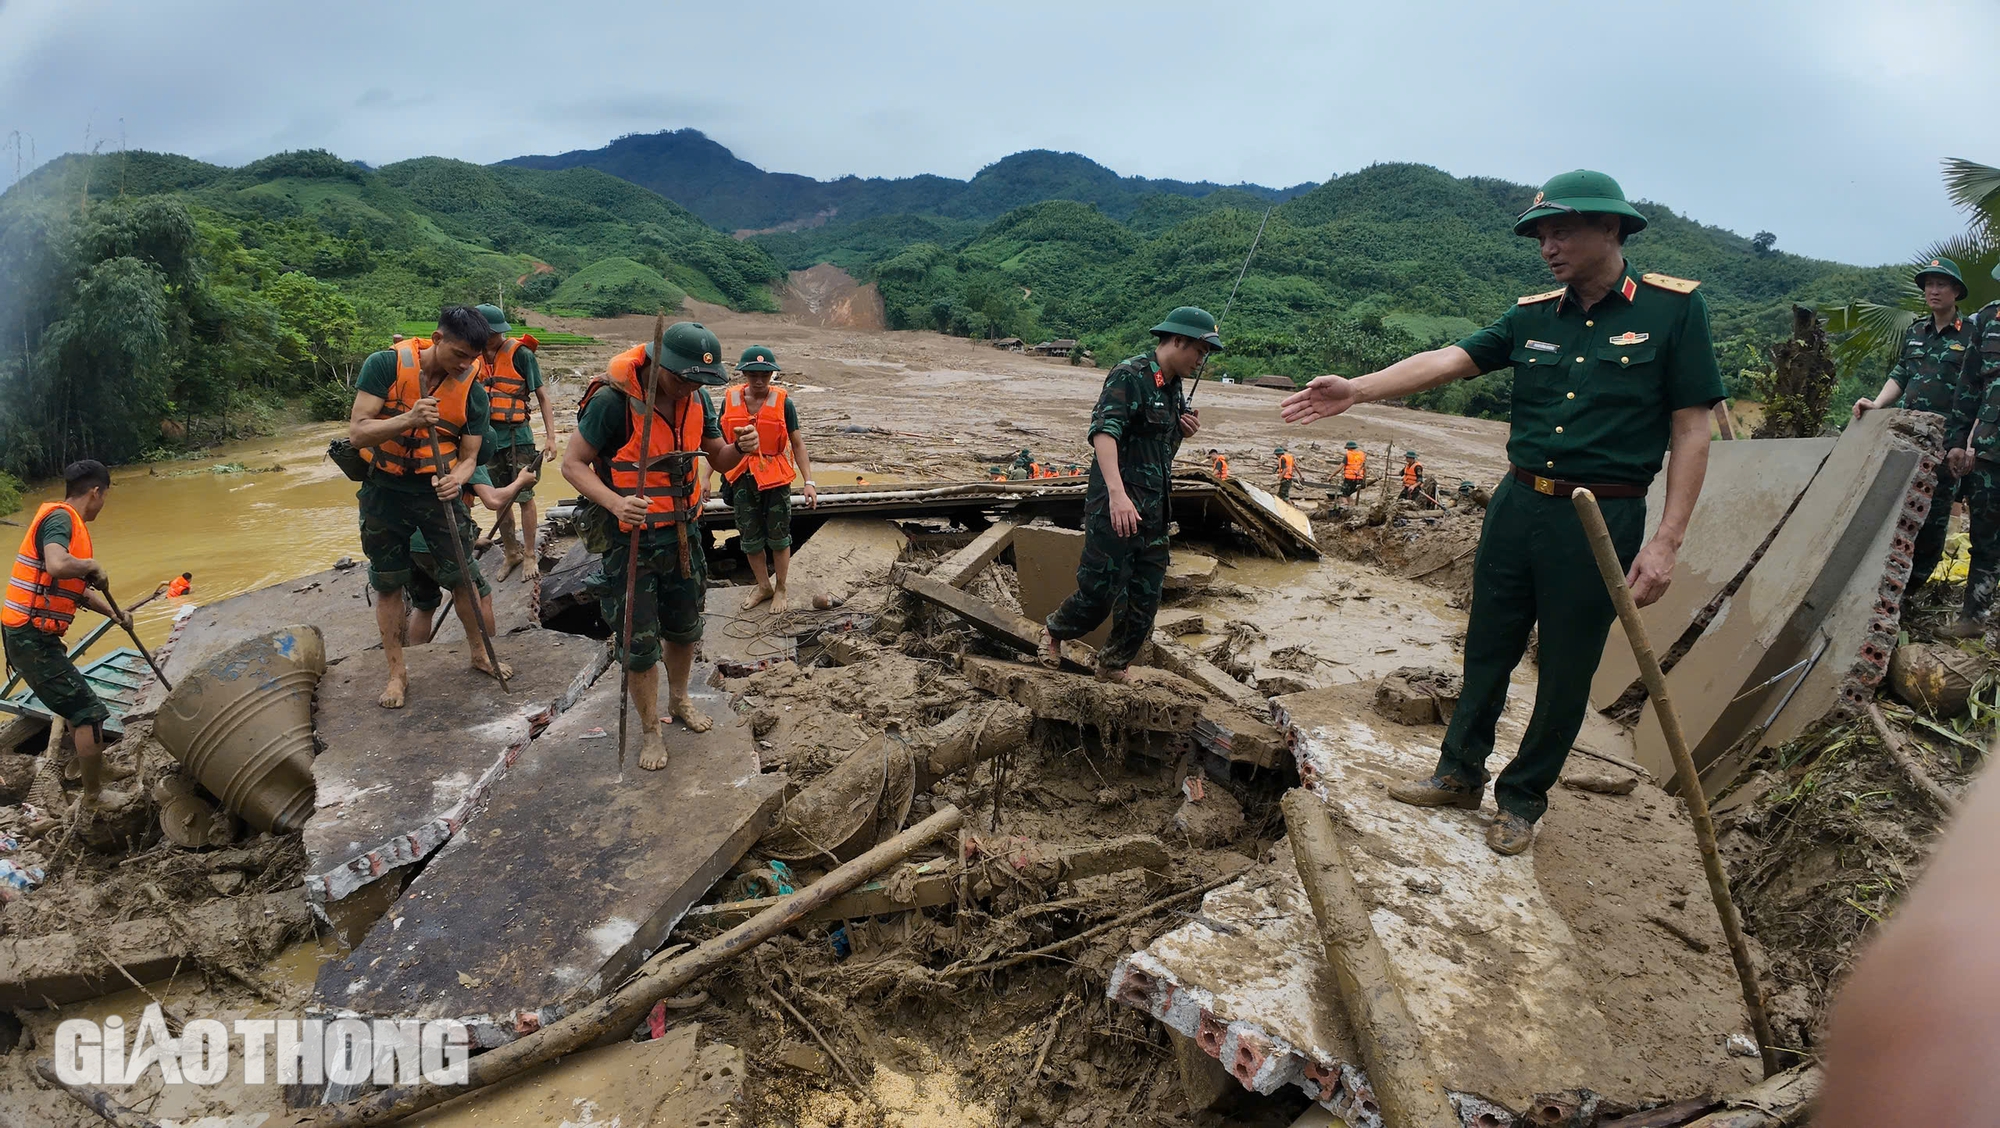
[1510,466,1646,499]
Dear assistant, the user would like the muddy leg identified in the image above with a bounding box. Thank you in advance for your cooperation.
[741,551,774,610]
[455,591,513,680]
[630,664,668,770]
[770,546,791,614]
[520,498,541,580]
[665,641,712,732]
[374,589,411,708]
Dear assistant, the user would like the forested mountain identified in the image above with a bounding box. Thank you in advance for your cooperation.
[500,129,1312,232]
[755,162,1908,414]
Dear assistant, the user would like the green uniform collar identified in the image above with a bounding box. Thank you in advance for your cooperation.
[1555,264,1641,314]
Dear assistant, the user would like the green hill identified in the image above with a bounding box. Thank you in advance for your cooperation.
[499,129,1313,232]
[752,162,1909,412]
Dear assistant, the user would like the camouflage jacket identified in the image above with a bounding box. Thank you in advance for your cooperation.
[1891,311,1978,418]
[1950,302,2000,458]
[1084,351,1186,533]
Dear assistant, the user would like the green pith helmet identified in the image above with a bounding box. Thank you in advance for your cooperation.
[737,344,780,373]
[1149,306,1223,350]
[1344,440,1358,450]
[1405,450,1418,459]
[1459,480,1475,491]
[1512,170,1648,237]
[475,303,510,335]
[1914,257,1969,300]
[646,322,727,385]
[1273,447,1286,456]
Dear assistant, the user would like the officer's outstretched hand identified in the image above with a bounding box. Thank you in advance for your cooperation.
[1626,538,1676,608]
[1281,375,1357,425]
[1108,490,1141,538]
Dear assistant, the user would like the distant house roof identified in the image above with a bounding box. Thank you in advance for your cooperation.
[1249,375,1297,390]
[992,337,1024,348]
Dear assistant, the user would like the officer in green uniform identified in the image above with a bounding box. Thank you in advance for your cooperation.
[1010,449,1035,481]
[1854,257,1975,615]
[1282,170,1724,855]
[561,322,760,772]
[1943,265,2000,636]
[1040,307,1213,682]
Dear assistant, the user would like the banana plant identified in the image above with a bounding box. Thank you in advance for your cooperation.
[1822,159,2000,372]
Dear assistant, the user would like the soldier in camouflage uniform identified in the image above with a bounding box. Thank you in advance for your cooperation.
[1040,307,1216,681]
[1855,257,1976,615]
[1944,262,2000,636]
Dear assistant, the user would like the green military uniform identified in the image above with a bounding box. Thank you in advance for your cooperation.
[406,466,498,614]
[728,346,801,556]
[1,508,108,731]
[1948,287,2000,625]
[475,304,546,501]
[354,350,492,597]
[577,325,726,673]
[1433,171,1724,825]
[1045,308,1217,671]
[1883,260,1977,598]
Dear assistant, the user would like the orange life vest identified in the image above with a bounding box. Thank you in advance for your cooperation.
[588,344,708,533]
[167,575,191,597]
[1278,453,1296,480]
[1212,455,1230,479]
[359,340,475,477]
[1342,449,1366,480]
[3,502,93,636]
[1402,461,1422,488]
[480,338,533,426]
[719,384,797,490]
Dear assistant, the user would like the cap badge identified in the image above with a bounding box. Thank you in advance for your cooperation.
[1531,191,1545,206]
[704,352,714,363]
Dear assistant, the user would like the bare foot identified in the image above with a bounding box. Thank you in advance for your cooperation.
[498,556,522,582]
[740,582,773,612]
[1095,666,1132,684]
[639,725,670,771]
[670,696,714,733]
[769,584,788,615]
[1036,628,1062,670]
[472,656,515,681]
[379,673,409,708]
[522,555,540,581]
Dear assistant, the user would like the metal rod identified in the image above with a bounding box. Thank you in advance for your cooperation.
[1573,487,1781,1078]
[427,420,508,693]
[1188,206,1273,405]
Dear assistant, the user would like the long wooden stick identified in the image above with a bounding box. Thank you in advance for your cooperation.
[305,804,964,1127]
[618,313,669,771]
[32,1061,167,1128]
[1573,488,1781,1078]
[98,589,171,692]
[1284,789,1458,1127]
[1864,701,1956,812]
[426,417,508,693]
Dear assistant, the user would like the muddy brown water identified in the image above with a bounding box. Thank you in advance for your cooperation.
[11,424,362,666]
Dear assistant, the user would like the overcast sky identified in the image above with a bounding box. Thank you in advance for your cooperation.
[0,0,1989,266]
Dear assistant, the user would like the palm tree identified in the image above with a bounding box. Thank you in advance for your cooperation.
[1822,159,2000,371]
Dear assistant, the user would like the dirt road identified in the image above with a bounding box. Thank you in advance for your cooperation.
[533,302,1513,491]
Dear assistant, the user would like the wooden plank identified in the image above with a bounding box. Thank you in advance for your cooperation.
[901,571,1094,669]
[933,520,1017,589]
[681,834,1170,927]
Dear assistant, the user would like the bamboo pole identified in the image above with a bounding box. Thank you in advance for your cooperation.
[1572,488,1780,1077]
[1283,790,1457,1127]
[306,804,964,1127]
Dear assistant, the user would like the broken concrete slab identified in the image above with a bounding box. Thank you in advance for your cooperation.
[902,571,1095,669]
[302,630,605,913]
[1265,681,1760,1112]
[1631,410,1941,788]
[1591,437,1836,709]
[1012,525,1107,647]
[1163,553,1220,595]
[790,516,908,607]
[701,585,800,676]
[931,520,1017,589]
[959,655,1200,733]
[414,1021,744,1128]
[0,892,311,1008]
[314,666,783,1044]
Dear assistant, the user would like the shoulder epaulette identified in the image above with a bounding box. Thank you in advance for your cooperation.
[1641,272,1701,294]
[1516,288,1564,306]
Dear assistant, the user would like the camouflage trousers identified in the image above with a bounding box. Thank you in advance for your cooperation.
[1044,511,1170,671]
[594,532,708,673]
[1959,461,2000,622]
[2,623,108,730]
